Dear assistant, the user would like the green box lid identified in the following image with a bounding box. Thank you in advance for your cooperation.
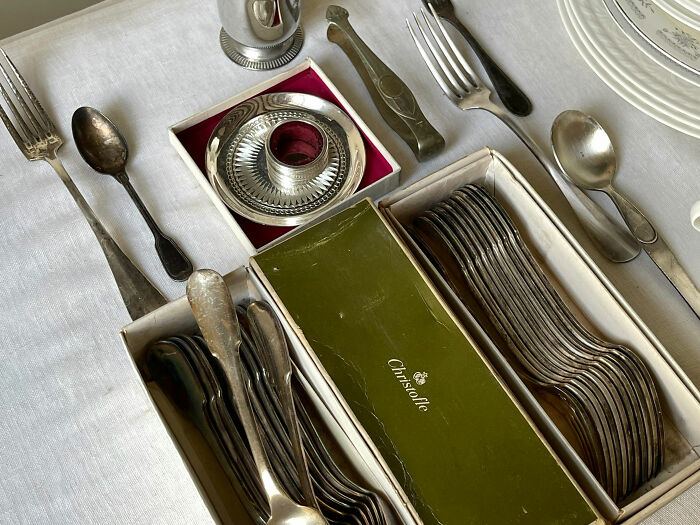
[254,200,596,525]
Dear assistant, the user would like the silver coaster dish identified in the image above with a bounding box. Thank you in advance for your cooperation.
[206,92,366,226]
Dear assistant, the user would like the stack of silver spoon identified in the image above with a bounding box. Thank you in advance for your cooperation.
[411,184,664,502]
[147,295,389,524]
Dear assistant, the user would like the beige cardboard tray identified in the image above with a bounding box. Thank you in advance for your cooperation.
[378,147,700,524]
[121,267,418,525]
[167,57,401,255]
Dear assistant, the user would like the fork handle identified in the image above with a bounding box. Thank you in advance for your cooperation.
[484,106,641,263]
[46,155,167,319]
[441,13,532,117]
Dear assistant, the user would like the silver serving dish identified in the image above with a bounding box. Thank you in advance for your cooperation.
[206,92,366,226]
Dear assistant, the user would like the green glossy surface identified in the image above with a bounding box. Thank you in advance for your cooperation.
[255,200,596,525]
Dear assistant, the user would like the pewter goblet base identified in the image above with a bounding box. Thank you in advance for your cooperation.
[219,26,304,70]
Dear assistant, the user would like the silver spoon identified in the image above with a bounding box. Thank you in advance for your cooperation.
[552,110,700,317]
[552,110,656,244]
[72,106,193,281]
[247,301,318,511]
[186,270,328,525]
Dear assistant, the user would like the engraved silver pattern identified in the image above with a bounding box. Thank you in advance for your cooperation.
[219,26,304,71]
[206,92,365,226]
[559,0,700,138]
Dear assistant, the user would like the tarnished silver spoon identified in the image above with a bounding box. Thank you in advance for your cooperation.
[552,110,656,244]
[186,270,328,525]
[71,106,193,281]
[552,110,700,317]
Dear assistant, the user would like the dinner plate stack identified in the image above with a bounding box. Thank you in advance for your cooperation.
[558,0,700,138]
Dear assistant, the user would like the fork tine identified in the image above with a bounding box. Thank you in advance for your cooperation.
[0,80,35,143]
[411,12,467,99]
[0,99,29,155]
[406,18,460,104]
[426,3,480,87]
[0,48,55,133]
[420,7,474,91]
[0,50,49,140]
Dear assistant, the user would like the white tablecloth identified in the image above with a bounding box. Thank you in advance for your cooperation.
[0,0,698,523]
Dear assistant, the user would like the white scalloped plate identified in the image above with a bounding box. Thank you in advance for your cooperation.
[559,0,700,138]
[568,0,700,120]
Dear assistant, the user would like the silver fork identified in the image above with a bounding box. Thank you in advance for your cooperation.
[0,48,166,320]
[407,6,640,263]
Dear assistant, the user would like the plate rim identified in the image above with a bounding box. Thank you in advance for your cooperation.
[569,0,700,115]
[558,0,700,138]
[653,0,700,31]
[609,0,700,80]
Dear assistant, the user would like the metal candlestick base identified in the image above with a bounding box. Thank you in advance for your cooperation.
[219,26,304,70]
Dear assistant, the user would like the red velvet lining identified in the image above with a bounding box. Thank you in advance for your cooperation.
[175,67,394,249]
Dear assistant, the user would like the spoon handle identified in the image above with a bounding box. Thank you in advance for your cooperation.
[607,189,657,243]
[117,173,193,281]
[186,270,287,503]
[485,105,640,262]
[247,301,317,510]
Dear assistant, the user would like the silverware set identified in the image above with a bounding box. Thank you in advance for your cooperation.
[410,184,664,502]
[407,5,640,264]
[0,48,168,320]
[407,4,700,318]
[148,270,388,525]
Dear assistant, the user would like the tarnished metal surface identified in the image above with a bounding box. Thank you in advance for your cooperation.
[552,110,700,318]
[72,106,193,281]
[407,6,643,263]
[326,5,445,162]
[206,92,365,226]
[186,270,328,525]
[0,48,166,320]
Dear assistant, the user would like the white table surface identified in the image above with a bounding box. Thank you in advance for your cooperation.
[0,0,698,523]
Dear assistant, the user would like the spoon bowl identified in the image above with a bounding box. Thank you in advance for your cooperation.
[551,110,617,191]
[72,107,129,176]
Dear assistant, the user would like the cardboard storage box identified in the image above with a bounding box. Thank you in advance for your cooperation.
[121,268,413,524]
[253,200,599,525]
[379,148,700,524]
[168,57,401,254]
[121,147,699,524]
[121,208,600,525]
